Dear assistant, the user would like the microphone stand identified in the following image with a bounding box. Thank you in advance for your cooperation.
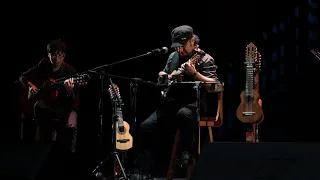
[87,50,164,179]
[129,78,143,147]
[98,68,105,147]
[311,49,320,60]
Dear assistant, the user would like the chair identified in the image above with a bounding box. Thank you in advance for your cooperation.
[166,83,224,180]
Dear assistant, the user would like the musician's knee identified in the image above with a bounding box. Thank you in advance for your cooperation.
[33,101,46,112]
[140,111,157,133]
[177,107,193,120]
[139,121,151,134]
[67,110,77,128]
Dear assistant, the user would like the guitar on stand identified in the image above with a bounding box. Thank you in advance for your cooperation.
[108,83,133,151]
[236,42,264,142]
[108,80,132,180]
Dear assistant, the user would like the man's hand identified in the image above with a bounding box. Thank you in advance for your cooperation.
[184,63,197,76]
[29,85,39,94]
[28,84,39,99]
[64,78,74,94]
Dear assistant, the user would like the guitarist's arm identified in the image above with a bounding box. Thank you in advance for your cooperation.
[189,56,219,91]
[158,52,178,80]
[19,59,47,89]
[62,67,80,113]
[19,59,49,99]
[64,85,80,113]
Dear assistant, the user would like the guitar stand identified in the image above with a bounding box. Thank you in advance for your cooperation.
[93,78,128,180]
[246,123,259,143]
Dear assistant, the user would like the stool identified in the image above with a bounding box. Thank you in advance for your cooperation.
[166,83,224,180]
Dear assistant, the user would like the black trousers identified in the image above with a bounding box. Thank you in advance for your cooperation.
[34,101,77,153]
[134,100,198,174]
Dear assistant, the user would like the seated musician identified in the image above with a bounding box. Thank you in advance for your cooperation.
[133,25,219,177]
[18,39,79,153]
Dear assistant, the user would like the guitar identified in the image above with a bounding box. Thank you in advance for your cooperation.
[159,49,206,99]
[170,49,206,78]
[108,83,133,151]
[236,42,264,124]
[19,74,90,117]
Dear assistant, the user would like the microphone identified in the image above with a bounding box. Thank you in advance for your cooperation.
[148,47,168,55]
[311,49,320,60]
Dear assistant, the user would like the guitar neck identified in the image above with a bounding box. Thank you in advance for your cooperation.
[114,101,124,125]
[254,73,260,93]
[245,64,254,96]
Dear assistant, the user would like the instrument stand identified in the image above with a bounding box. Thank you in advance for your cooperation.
[246,123,259,143]
[110,78,128,180]
[93,78,128,180]
[84,49,167,180]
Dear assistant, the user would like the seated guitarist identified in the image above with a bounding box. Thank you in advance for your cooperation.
[18,39,79,153]
[133,25,219,177]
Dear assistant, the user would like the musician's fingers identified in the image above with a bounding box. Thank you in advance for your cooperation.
[69,78,74,84]
[32,89,38,94]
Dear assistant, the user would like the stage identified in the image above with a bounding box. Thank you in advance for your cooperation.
[2,141,320,180]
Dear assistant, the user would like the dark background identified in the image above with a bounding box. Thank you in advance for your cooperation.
[3,0,320,176]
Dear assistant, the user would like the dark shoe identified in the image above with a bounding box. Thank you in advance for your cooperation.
[130,173,157,180]
[179,151,192,168]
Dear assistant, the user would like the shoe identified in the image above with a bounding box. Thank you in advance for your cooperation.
[130,173,157,180]
[179,151,192,168]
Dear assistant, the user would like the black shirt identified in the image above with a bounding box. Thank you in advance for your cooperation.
[162,50,218,105]
[19,58,80,114]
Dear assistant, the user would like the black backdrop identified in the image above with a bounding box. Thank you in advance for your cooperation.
[3,0,320,174]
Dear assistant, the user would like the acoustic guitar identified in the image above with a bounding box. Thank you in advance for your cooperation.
[108,83,133,151]
[236,42,264,124]
[18,74,90,117]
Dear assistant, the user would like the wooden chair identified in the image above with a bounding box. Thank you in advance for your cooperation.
[166,83,224,180]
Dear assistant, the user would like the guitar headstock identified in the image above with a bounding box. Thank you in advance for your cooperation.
[72,74,91,86]
[245,42,258,66]
[108,84,122,103]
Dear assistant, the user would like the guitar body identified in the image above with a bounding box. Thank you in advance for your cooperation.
[33,79,59,102]
[236,90,263,124]
[18,74,90,117]
[18,79,58,117]
[115,121,133,151]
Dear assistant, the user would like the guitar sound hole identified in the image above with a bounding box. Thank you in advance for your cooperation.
[246,95,253,104]
[119,126,124,132]
[117,127,126,134]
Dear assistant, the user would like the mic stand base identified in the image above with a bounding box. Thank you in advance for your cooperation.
[93,79,128,180]
[92,152,128,180]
